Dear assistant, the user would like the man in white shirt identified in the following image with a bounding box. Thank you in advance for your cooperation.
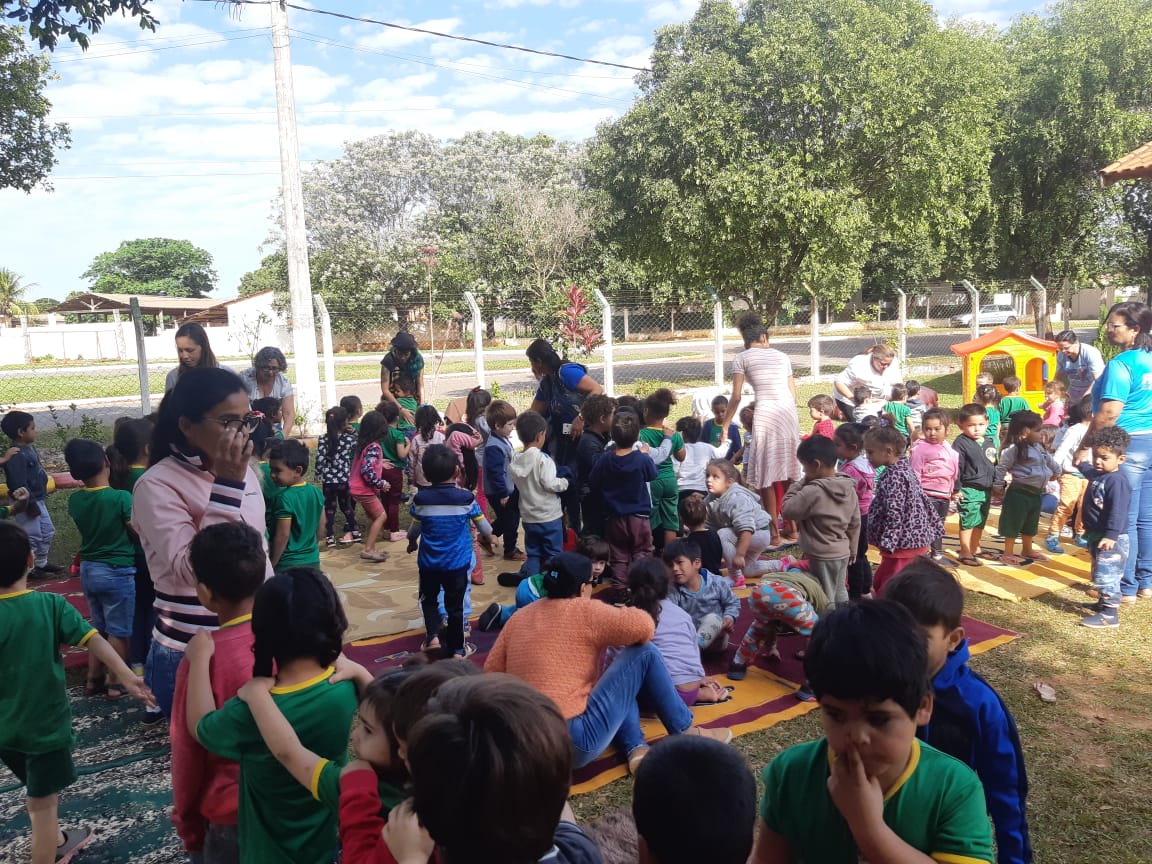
[1054,329,1105,402]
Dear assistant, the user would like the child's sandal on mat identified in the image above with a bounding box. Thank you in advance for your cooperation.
[997,554,1033,566]
[956,555,982,567]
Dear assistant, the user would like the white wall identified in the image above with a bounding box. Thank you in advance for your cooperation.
[0,321,135,365]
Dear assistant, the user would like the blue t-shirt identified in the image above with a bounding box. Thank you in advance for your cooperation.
[534,363,589,425]
[1094,348,1152,434]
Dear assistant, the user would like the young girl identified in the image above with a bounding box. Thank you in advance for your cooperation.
[641,389,686,551]
[833,423,875,599]
[340,395,364,432]
[316,406,361,548]
[350,410,407,562]
[465,388,493,512]
[1040,380,1067,427]
[909,408,959,565]
[993,411,1060,566]
[863,426,942,594]
[409,405,445,489]
[975,384,1002,447]
[185,568,358,864]
[703,458,775,583]
[674,416,719,499]
[1046,397,1092,553]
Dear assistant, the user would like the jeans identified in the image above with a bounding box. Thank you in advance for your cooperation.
[567,643,694,768]
[14,506,55,567]
[1119,432,1152,596]
[519,519,564,579]
[1091,534,1129,602]
[79,560,136,638]
[420,566,469,655]
[145,637,186,718]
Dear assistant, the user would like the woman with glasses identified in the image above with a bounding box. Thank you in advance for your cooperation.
[164,322,231,393]
[240,346,296,438]
[833,343,903,422]
[132,367,274,721]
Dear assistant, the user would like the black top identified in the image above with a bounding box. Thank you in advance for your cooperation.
[689,528,725,575]
[1078,463,1133,541]
[952,434,997,491]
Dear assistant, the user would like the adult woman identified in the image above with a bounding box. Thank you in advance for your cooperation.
[132,367,274,719]
[833,343,903,421]
[240,346,295,437]
[484,552,731,772]
[379,332,424,425]
[1091,301,1152,602]
[164,323,227,392]
[1054,329,1105,402]
[722,314,802,548]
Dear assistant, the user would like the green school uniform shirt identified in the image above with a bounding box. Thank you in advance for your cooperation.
[761,738,994,864]
[274,482,324,569]
[260,461,282,539]
[639,427,683,480]
[0,590,95,753]
[397,396,419,429]
[197,668,358,864]
[983,406,1001,444]
[128,465,148,491]
[883,402,912,437]
[313,760,406,815]
[67,486,136,566]
[380,426,409,465]
[998,396,1030,427]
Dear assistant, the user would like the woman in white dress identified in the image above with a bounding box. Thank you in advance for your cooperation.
[722,313,802,547]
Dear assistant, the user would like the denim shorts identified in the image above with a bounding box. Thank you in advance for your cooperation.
[80,560,136,638]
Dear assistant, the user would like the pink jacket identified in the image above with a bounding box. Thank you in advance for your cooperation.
[839,454,875,515]
[909,440,959,500]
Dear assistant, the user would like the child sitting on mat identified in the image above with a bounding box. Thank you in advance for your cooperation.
[665,538,741,655]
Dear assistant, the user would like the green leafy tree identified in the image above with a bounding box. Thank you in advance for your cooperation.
[82,238,217,297]
[2,1,157,50]
[1121,181,1152,304]
[238,251,288,298]
[0,24,70,192]
[0,268,33,321]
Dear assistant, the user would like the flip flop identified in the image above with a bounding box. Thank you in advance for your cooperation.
[997,554,1033,567]
[105,684,125,701]
[1024,551,1048,561]
[692,693,733,706]
[956,556,982,567]
[976,549,1001,560]
[1032,681,1057,703]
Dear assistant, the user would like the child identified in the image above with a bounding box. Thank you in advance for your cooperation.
[1040,379,1067,427]
[679,492,724,575]
[350,409,406,562]
[781,436,859,607]
[409,404,445,490]
[833,423,875,599]
[1,410,61,577]
[374,401,412,518]
[392,374,420,431]
[251,397,284,439]
[0,521,153,864]
[703,394,741,460]
[444,421,483,494]
[268,439,324,571]
[628,557,730,705]
[704,458,775,584]
[1077,427,1133,628]
[998,376,1031,441]
[407,444,495,657]
[806,394,836,439]
[674,416,717,499]
[993,411,1059,566]
[483,400,524,565]
[574,394,616,540]
[975,384,1002,446]
[749,601,995,864]
[1045,397,1092,553]
[733,403,755,464]
[883,384,912,440]
[339,395,363,432]
[633,734,758,864]
[170,523,267,862]
[588,408,657,586]
[863,426,942,594]
[904,379,927,434]
[851,385,882,422]
[63,438,137,698]
[953,404,999,566]
[885,560,1032,864]
[508,411,569,582]
[640,389,685,551]
[186,568,358,864]
[464,388,493,512]
[910,408,959,564]
[316,406,361,548]
[665,538,740,654]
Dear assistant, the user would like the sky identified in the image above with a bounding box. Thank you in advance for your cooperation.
[2,0,1037,303]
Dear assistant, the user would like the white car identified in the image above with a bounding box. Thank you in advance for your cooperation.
[951,304,1019,327]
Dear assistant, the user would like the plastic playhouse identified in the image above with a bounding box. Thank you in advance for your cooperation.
[949,328,1058,405]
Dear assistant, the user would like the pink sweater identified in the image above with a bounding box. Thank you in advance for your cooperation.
[132,457,273,649]
[839,455,875,514]
[909,440,959,500]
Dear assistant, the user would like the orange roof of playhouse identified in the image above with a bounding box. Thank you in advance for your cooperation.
[1100,140,1152,186]
[949,328,1058,357]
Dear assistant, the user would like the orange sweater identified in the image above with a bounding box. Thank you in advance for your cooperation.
[485,598,655,719]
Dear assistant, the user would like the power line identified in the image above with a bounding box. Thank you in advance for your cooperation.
[50,31,268,62]
[50,172,283,179]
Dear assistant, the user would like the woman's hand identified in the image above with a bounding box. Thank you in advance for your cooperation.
[401,408,415,426]
[211,426,253,484]
[569,415,585,439]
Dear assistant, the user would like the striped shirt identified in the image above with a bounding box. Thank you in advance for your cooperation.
[407,483,492,571]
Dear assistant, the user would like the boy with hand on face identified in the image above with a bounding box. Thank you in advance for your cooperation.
[267,440,324,572]
[665,538,740,653]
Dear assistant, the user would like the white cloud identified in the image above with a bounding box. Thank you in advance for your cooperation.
[484,0,581,8]
[355,18,463,51]
[646,0,701,23]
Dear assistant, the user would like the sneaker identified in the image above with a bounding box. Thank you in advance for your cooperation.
[1060,526,1073,538]
[1121,594,1139,605]
[325,535,337,549]
[929,552,956,568]
[497,571,526,588]
[1044,535,1065,554]
[795,683,816,703]
[55,827,94,864]
[684,725,733,744]
[388,531,408,542]
[477,602,502,632]
[141,710,165,727]
[453,642,478,659]
[1080,608,1119,628]
[729,573,746,589]
[359,549,389,562]
[27,566,53,580]
[502,549,527,562]
[339,532,355,545]
[1139,588,1152,599]
[39,562,66,575]
[726,663,748,681]
[1073,534,1089,548]
[350,530,363,542]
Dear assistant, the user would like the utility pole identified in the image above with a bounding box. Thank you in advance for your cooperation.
[270,0,321,434]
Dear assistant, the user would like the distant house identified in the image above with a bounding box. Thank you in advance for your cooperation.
[179,290,290,360]
[50,292,223,332]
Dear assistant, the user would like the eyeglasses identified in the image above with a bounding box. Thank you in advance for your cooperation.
[1105,322,1130,330]
[257,365,282,373]
[203,413,263,433]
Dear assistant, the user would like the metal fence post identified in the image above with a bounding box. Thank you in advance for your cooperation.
[961,280,980,341]
[712,295,725,389]
[893,284,907,369]
[592,289,614,395]
[313,295,337,410]
[130,298,151,417]
[463,291,485,388]
[808,287,821,380]
[1028,276,1047,338]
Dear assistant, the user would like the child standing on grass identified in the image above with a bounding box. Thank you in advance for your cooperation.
[0,521,154,864]
[806,394,836,439]
[1046,397,1092,553]
[1,410,61,579]
[993,411,1059,567]
[350,410,406,563]
[1040,379,1067,427]
[703,394,742,460]
[834,423,875,599]
[1076,427,1133,629]
[509,411,570,583]
[781,436,859,607]
[574,394,616,539]
[734,403,755,464]
[905,380,927,433]
[883,384,913,440]
[316,406,361,549]
[640,388,685,553]
[910,408,960,565]
[864,426,942,594]
[63,438,138,700]
[108,416,155,672]
[268,440,324,572]
[705,458,777,585]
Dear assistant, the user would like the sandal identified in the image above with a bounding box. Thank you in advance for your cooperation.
[1023,551,1048,561]
[1032,681,1057,703]
[84,677,106,697]
[627,745,650,775]
[359,549,389,562]
[976,549,1000,560]
[956,555,982,567]
[105,684,125,701]
[996,554,1033,567]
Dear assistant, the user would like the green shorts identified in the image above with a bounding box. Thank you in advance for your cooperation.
[0,746,76,798]
[648,473,679,532]
[998,484,1043,540]
[958,486,990,531]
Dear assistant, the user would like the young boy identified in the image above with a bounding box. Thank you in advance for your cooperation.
[339,395,363,432]
[781,436,859,607]
[507,411,568,583]
[408,444,495,657]
[910,408,960,564]
[883,384,913,439]
[251,397,285,439]
[587,408,657,585]
[633,734,757,864]
[267,440,324,571]
[0,521,153,864]
[851,385,883,422]
[1077,427,1132,628]
[665,538,740,653]
[750,601,995,864]
[171,523,268,861]
[1,410,62,577]
[703,394,742,460]
[393,375,420,431]
[679,493,724,575]
[484,400,524,571]
[905,380,927,434]
[63,438,137,697]
[806,394,836,439]
[953,404,998,566]
[885,559,1032,864]
[998,376,1030,430]
[574,394,616,541]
